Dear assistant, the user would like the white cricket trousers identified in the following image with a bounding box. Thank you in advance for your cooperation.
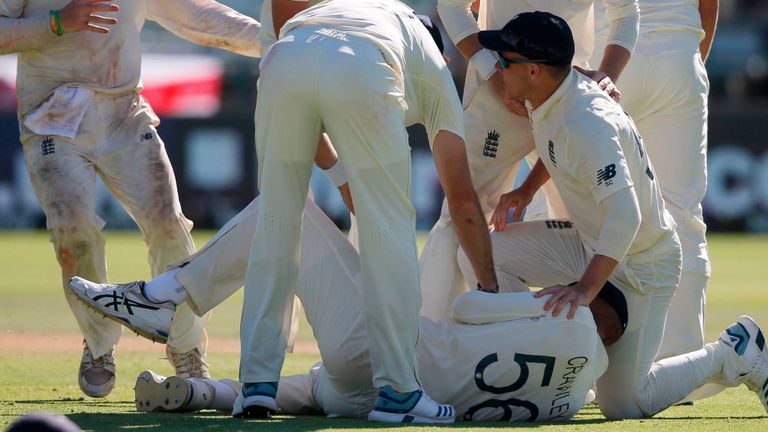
[240,25,421,392]
[175,196,377,418]
[176,197,376,416]
[459,221,738,418]
[21,92,208,358]
[600,32,711,359]
[419,79,568,321]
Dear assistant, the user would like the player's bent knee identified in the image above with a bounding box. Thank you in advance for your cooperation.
[50,224,105,265]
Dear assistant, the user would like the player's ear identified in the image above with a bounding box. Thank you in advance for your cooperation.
[528,63,540,80]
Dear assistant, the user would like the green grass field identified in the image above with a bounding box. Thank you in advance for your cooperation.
[1,231,767,431]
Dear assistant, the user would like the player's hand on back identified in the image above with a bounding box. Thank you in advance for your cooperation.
[491,187,533,232]
[489,72,529,117]
[573,65,621,103]
[58,0,119,34]
[534,282,599,320]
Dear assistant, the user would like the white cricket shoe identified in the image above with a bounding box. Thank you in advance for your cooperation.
[78,342,115,398]
[135,370,241,413]
[135,370,212,412]
[69,277,174,343]
[166,346,211,379]
[719,315,768,413]
[232,382,278,419]
[368,386,455,424]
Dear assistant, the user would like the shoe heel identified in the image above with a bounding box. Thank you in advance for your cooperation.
[241,405,275,419]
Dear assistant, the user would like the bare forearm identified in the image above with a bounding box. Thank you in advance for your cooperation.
[450,199,497,289]
[433,130,498,290]
[437,0,480,59]
[579,254,618,296]
[598,44,631,82]
[699,0,719,62]
[455,33,482,61]
[520,159,550,196]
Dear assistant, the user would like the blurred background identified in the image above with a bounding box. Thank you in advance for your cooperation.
[1,0,767,233]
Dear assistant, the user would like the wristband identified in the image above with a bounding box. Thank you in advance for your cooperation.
[470,49,497,81]
[323,161,348,187]
[477,282,499,292]
[49,10,63,36]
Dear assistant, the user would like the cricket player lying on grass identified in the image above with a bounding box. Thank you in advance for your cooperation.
[69,195,768,421]
[70,197,611,422]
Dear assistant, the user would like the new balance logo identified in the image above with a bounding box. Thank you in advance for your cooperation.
[597,164,616,186]
[548,140,556,166]
[140,132,153,142]
[41,137,55,156]
[483,130,500,158]
[93,290,160,316]
[545,220,572,230]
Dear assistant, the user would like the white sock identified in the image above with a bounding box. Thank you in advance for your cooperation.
[144,268,188,305]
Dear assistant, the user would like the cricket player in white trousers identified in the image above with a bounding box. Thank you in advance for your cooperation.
[0,0,263,397]
[70,196,613,421]
[472,12,768,418]
[419,0,640,322]
[592,0,719,362]
[245,0,500,422]
[70,193,768,420]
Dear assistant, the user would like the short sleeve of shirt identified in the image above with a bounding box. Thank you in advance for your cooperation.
[569,111,633,204]
[409,22,464,148]
[416,75,465,148]
[405,13,464,148]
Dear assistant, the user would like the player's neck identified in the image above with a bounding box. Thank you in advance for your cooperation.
[528,75,567,110]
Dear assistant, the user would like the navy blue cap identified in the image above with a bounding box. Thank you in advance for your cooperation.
[417,14,445,55]
[478,11,574,66]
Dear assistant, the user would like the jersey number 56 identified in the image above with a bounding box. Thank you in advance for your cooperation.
[463,352,555,422]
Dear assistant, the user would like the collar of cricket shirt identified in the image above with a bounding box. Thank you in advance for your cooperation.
[529,68,577,126]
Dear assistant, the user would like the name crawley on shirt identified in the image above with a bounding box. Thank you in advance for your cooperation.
[460,351,593,421]
[550,356,590,418]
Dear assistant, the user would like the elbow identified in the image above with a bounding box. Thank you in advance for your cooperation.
[447,198,485,226]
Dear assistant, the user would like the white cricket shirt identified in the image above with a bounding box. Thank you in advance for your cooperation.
[418,291,608,421]
[437,0,639,104]
[529,70,676,258]
[283,0,465,146]
[596,0,704,41]
[1,0,262,118]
